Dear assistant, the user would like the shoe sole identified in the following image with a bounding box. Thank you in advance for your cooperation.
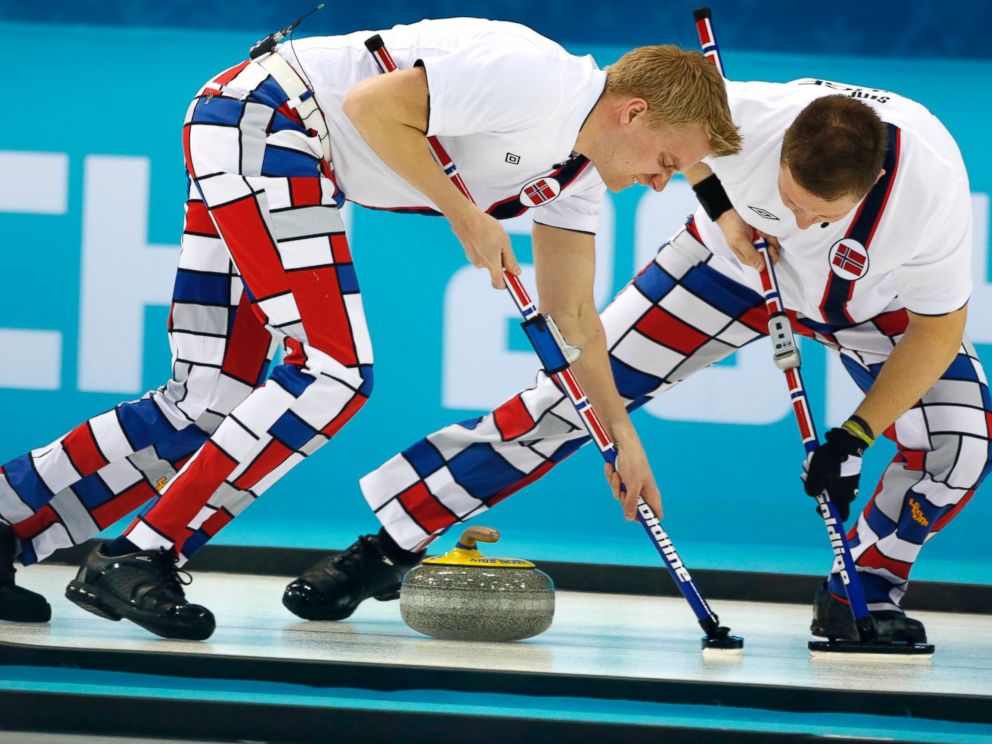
[0,607,52,623]
[65,581,122,622]
[0,587,53,623]
[811,620,925,645]
[65,581,214,641]
[810,622,855,642]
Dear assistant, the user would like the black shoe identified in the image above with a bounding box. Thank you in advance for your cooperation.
[0,524,51,623]
[811,581,927,644]
[65,543,215,641]
[283,534,421,621]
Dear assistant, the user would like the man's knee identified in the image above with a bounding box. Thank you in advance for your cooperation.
[160,369,255,435]
[925,433,992,490]
[271,360,373,405]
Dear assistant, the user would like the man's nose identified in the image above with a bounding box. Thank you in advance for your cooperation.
[794,211,817,229]
[651,172,672,192]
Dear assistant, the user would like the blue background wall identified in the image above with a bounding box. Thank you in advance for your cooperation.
[1,3,990,584]
[2,0,990,59]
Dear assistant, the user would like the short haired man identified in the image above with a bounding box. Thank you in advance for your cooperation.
[0,18,738,639]
[341,79,986,644]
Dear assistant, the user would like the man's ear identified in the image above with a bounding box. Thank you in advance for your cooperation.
[622,97,648,125]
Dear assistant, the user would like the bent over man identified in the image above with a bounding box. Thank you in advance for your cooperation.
[0,17,739,638]
[329,78,987,644]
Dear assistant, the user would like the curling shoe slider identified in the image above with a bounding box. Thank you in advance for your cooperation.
[809,581,934,657]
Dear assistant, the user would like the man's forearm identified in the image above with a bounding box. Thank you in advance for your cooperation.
[530,224,635,439]
[853,308,967,436]
[343,70,479,225]
[531,223,661,514]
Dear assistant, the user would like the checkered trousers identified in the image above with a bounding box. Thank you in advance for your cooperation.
[122,59,373,561]
[0,58,373,565]
[362,226,991,608]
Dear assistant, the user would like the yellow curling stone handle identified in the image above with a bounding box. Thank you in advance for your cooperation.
[422,526,535,568]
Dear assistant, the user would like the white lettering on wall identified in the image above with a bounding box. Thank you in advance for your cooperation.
[0,151,68,390]
[0,151,68,214]
[967,193,990,344]
[0,330,62,390]
[78,156,179,393]
[826,354,863,428]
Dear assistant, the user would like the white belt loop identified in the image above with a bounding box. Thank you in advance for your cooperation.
[255,51,332,164]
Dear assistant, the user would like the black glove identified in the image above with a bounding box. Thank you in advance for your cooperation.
[802,427,866,522]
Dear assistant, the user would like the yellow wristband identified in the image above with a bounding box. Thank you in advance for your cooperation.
[842,419,874,447]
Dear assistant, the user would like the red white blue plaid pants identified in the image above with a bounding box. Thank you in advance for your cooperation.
[0,59,372,564]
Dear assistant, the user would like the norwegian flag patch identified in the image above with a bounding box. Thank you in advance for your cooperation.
[828,238,870,280]
[519,177,561,207]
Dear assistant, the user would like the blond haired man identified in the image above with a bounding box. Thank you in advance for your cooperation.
[0,18,737,639]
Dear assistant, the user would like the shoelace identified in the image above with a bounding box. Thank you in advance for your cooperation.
[327,536,379,573]
[150,551,194,601]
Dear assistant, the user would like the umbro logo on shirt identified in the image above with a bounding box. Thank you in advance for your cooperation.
[828,238,870,280]
[748,205,780,220]
[505,153,521,165]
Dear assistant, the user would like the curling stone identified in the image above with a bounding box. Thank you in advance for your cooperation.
[400,527,554,642]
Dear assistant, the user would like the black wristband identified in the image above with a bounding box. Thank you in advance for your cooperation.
[846,414,875,441]
[691,173,733,222]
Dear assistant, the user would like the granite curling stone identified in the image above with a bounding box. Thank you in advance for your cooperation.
[400,527,555,642]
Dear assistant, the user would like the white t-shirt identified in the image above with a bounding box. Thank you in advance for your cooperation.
[278,18,607,233]
[695,79,973,324]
